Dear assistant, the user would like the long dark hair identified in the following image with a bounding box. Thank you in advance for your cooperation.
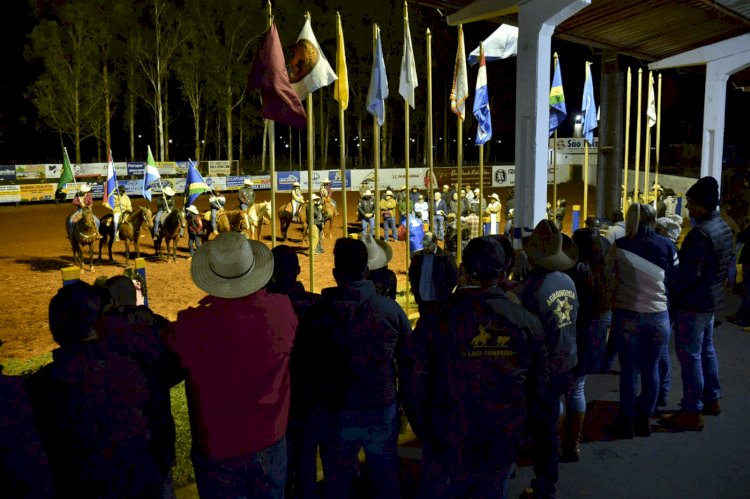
[571,228,609,315]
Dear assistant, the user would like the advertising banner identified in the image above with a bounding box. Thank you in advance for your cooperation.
[19,183,56,202]
[15,164,47,179]
[0,185,21,203]
[74,162,106,177]
[208,160,231,176]
[433,166,495,190]
[0,165,16,181]
[127,162,146,176]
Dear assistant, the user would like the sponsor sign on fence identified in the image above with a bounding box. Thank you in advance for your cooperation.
[0,165,16,180]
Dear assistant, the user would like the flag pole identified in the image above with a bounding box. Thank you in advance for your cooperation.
[623,67,631,212]
[654,72,662,206]
[634,68,643,204]
[306,11,315,293]
[337,11,348,238]
[583,62,590,221]
[478,43,484,223]
[456,25,464,266]
[267,1,277,248]
[552,53,559,213]
[427,26,434,234]
[373,24,382,242]
[402,8,410,314]
[643,70,652,202]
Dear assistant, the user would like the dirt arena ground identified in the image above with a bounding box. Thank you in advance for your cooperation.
[0,181,590,362]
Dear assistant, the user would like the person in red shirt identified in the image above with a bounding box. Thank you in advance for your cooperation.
[165,232,297,498]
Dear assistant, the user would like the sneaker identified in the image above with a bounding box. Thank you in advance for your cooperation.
[659,410,704,431]
[702,400,721,416]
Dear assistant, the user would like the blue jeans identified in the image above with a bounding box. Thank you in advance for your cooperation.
[319,404,399,499]
[211,208,219,232]
[188,234,202,256]
[383,217,397,241]
[612,309,670,418]
[67,209,101,235]
[434,215,445,240]
[153,209,165,236]
[418,445,512,499]
[674,311,721,412]
[361,217,375,235]
[658,335,671,404]
[193,436,287,499]
[567,375,587,414]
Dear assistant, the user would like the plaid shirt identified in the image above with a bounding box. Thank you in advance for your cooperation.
[464,214,481,240]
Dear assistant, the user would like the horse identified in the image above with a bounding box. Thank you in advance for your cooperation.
[67,206,98,271]
[278,201,308,241]
[247,201,272,240]
[99,206,154,266]
[199,209,250,244]
[153,208,186,262]
[320,197,338,238]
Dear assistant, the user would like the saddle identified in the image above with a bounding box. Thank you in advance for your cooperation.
[69,211,83,224]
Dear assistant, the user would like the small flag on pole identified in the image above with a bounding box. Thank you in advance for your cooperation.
[450,26,469,120]
[184,160,210,207]
[103,149,118,209]
[333,12,349,111]
[581,62,598,146]
[399,13,418,109]
[289,17,337,101]
[366,29,389,126]
[142,145,161,202]
[468,24,518,66]
[549,54,567,137]
[248,22,306,128]
[57,147,75,194]
[473,45,492,146]
[646,72,656,128]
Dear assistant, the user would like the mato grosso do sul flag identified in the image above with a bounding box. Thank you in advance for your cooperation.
[289,17,337,102]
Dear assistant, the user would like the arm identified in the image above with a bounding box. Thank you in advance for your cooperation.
[674,229,711,292]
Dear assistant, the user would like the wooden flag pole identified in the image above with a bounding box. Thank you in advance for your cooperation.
[623,67,631,211]
[372,24,381,241]
[267,1,277,248]
[634,68,643,204]
[306,12,315,293]
[404,6,412,313]
[455,25,464,266]
[654,72,662,205]
[427,27,434,236]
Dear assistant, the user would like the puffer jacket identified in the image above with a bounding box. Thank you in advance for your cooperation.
[673,210,733,312]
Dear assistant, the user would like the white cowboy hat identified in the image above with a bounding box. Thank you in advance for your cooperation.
[322,178,331,184]
[399,184,407,191]
[362,234,392,271]
[79,184,91,193]
[364,190,372,197]
[186,205,199,215]
[292,181,300,187]
[244,178,254,186]
[311,193,320,200]
[191,232,274,299]
[491,193,500,201]
[524,219,578,272]
[443,185,450,190]
[162,186,176,196]
[385,190,393,197]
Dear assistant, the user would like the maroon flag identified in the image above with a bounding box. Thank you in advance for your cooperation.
[248,23,306,128]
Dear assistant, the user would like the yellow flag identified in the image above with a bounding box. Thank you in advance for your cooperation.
[333,12,349,110]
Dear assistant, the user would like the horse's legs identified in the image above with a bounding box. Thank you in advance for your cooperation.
[87,243,95,271]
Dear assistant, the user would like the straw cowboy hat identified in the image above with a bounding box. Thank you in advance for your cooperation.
[244,178,254,186]
[490,193,500,201]
[162,186,175,196]
[322,178,331,184]
[385,190,394,197]
[191,232,274,299]
[79,183,91,193]
[362,234,393,271]
[293,181,300,187]
[186,205,199,215]
[524,219,578,271]
[364,190,373,197]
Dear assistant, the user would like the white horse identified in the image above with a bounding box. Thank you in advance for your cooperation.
[247,201,272,240]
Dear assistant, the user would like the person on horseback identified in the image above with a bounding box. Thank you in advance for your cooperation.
[67,183,100,237]
[319,178,336,210]
[238,179,255,211]
[291,181,305,223]
[209,189,227,235]
[186,205,205,258]
[153,186,176,238]
[105,185,132,242]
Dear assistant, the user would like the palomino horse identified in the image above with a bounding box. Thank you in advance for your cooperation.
[99,206,154,266]
[154,208,186,262]
[67,206,98,271]
[321,198,338,238]
[278,201,308,241]
[200,209,249,244]
[247,201,272,240]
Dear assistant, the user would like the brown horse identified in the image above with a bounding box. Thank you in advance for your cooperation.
[99,206,154,266]
[321,198,338,238]
[199,209,250,244]
[278,201,308,241]
[154,208,186,262]
[67,206,98,271]
[247,201,272,240]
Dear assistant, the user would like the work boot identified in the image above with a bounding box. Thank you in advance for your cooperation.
[560,411,586,463]
[702,400,721,416]
[659,410,704,431]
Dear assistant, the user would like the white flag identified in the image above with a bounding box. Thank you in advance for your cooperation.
[290,18,337,101]
[450,26,469,120]
[647,71,656,128]
[399,19,418,109]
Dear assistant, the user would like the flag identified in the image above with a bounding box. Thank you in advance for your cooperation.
[333,13,349,111]
[549,54,567,136]
[581,62,598,145]
[103,149,118,209]
[248,23,306,128]
[57,147,74,193]
[450,26,469,120]
[399,15,418,109]
[472,45,492,146]
[289,18,337,101]
[366,29,389,126]
[468,24,518,66]
[647,71,656,128]
[142,145,161,202]
[184,160,210,207]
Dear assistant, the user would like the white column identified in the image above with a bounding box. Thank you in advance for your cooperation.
[514,0,590,244]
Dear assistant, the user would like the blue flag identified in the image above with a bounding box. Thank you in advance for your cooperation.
[549,55,567,136]
[366,29,389,126]
[581,62,597,145]
[142,145,161,201]
[184,160,210,207]
[472,47,492,146]
[103,149,118,209]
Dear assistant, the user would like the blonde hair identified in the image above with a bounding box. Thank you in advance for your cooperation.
[625,203,656,238]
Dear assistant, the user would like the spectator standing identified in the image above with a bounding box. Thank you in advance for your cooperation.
[186,205,205,258]
[486,193,502,235]
[414,194,429,223]
[295,238,411,499]
[409,232,458,322]
[403,237,549,498]
[358,190,375,236]
[381,190,398,242]
[662,177,732,431]
[433,192,447,241]
[310,194,325,256]
[363,234,397,300]
[463,206,482,241]
[165,233,296,497]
